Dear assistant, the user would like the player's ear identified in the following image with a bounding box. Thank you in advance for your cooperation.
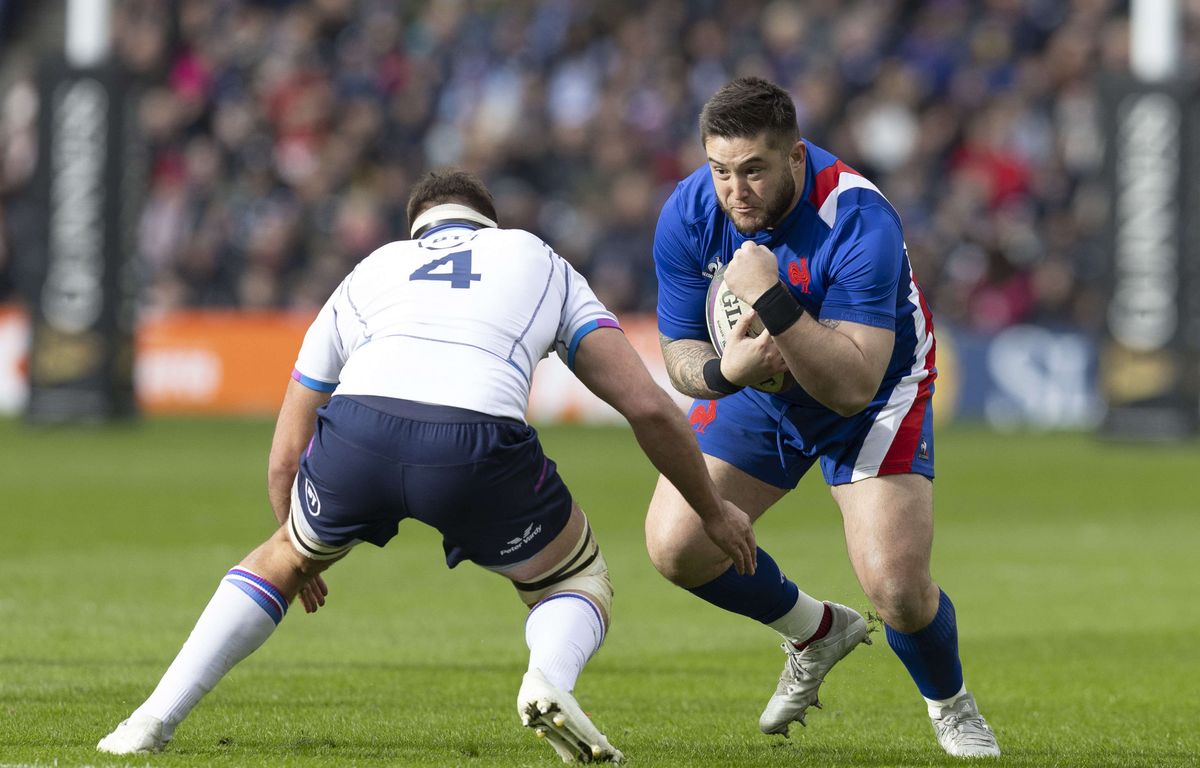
[789,141,806,168]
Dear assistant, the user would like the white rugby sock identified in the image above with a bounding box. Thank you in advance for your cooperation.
[133,569,287,738]
[767,591,828,647]
[525,593,605,692]
[925,683,969,718]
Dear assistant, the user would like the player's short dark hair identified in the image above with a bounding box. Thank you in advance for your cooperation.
[406,169,499,231]
[699,77,800,149]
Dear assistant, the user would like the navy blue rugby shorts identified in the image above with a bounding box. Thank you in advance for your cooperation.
[292,395,572,568]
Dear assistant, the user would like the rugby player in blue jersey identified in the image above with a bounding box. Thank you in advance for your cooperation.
[645,77,999,758]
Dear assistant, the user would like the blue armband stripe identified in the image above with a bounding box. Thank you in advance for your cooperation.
[291,368,337,393]
[566,318,621,370]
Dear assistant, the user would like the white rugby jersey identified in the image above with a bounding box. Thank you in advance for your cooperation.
[292,224,619,421]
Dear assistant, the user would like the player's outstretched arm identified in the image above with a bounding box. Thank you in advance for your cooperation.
[573,328,757,575]
[267,378,333,613]
[267,378,332,526]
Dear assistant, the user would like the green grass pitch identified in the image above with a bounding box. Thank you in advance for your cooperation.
[0,417,1197,767]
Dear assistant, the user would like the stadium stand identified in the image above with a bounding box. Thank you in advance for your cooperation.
[0,1,1192,330]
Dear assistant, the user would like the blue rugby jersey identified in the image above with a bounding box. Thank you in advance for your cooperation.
[654,140,937,416]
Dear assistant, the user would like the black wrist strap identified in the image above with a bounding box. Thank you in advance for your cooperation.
[703,358,743,395]
[753,282,805,336]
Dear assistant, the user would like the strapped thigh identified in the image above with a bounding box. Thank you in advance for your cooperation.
[287,477,359,561]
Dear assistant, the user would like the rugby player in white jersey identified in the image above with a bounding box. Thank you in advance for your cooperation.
[98,170,756,763]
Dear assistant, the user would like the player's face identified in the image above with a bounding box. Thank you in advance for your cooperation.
[705,133,802,235]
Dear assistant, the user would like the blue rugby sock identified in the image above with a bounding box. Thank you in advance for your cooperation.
[686,547,803,624]
[885,589,964,700]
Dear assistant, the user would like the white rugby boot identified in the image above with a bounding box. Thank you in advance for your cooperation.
[518,668,623,763]
[759,601,871,736]
[930,692,1000,758]
[96,712,169,754]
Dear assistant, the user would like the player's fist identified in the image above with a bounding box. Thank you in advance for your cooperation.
[720,310,787,387]
[725,241,780,305]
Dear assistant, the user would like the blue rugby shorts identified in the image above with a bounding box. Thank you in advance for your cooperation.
[686,385,935,489]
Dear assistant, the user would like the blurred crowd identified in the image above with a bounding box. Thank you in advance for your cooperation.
[2,0,1198,332]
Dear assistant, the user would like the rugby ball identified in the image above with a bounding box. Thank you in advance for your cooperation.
[705,265,794,393]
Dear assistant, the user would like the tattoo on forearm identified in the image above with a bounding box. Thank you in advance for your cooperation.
[660,334,722,399]
[819,318,841,330]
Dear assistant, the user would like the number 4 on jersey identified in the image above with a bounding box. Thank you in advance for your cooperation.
[410,250,481,289]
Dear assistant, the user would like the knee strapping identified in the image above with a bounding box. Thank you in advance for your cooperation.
[511,519,612,622]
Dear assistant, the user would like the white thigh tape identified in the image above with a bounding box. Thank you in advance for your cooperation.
[287,478,356,561]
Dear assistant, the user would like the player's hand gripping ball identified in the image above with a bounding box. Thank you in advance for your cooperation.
[705,265,795,393]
